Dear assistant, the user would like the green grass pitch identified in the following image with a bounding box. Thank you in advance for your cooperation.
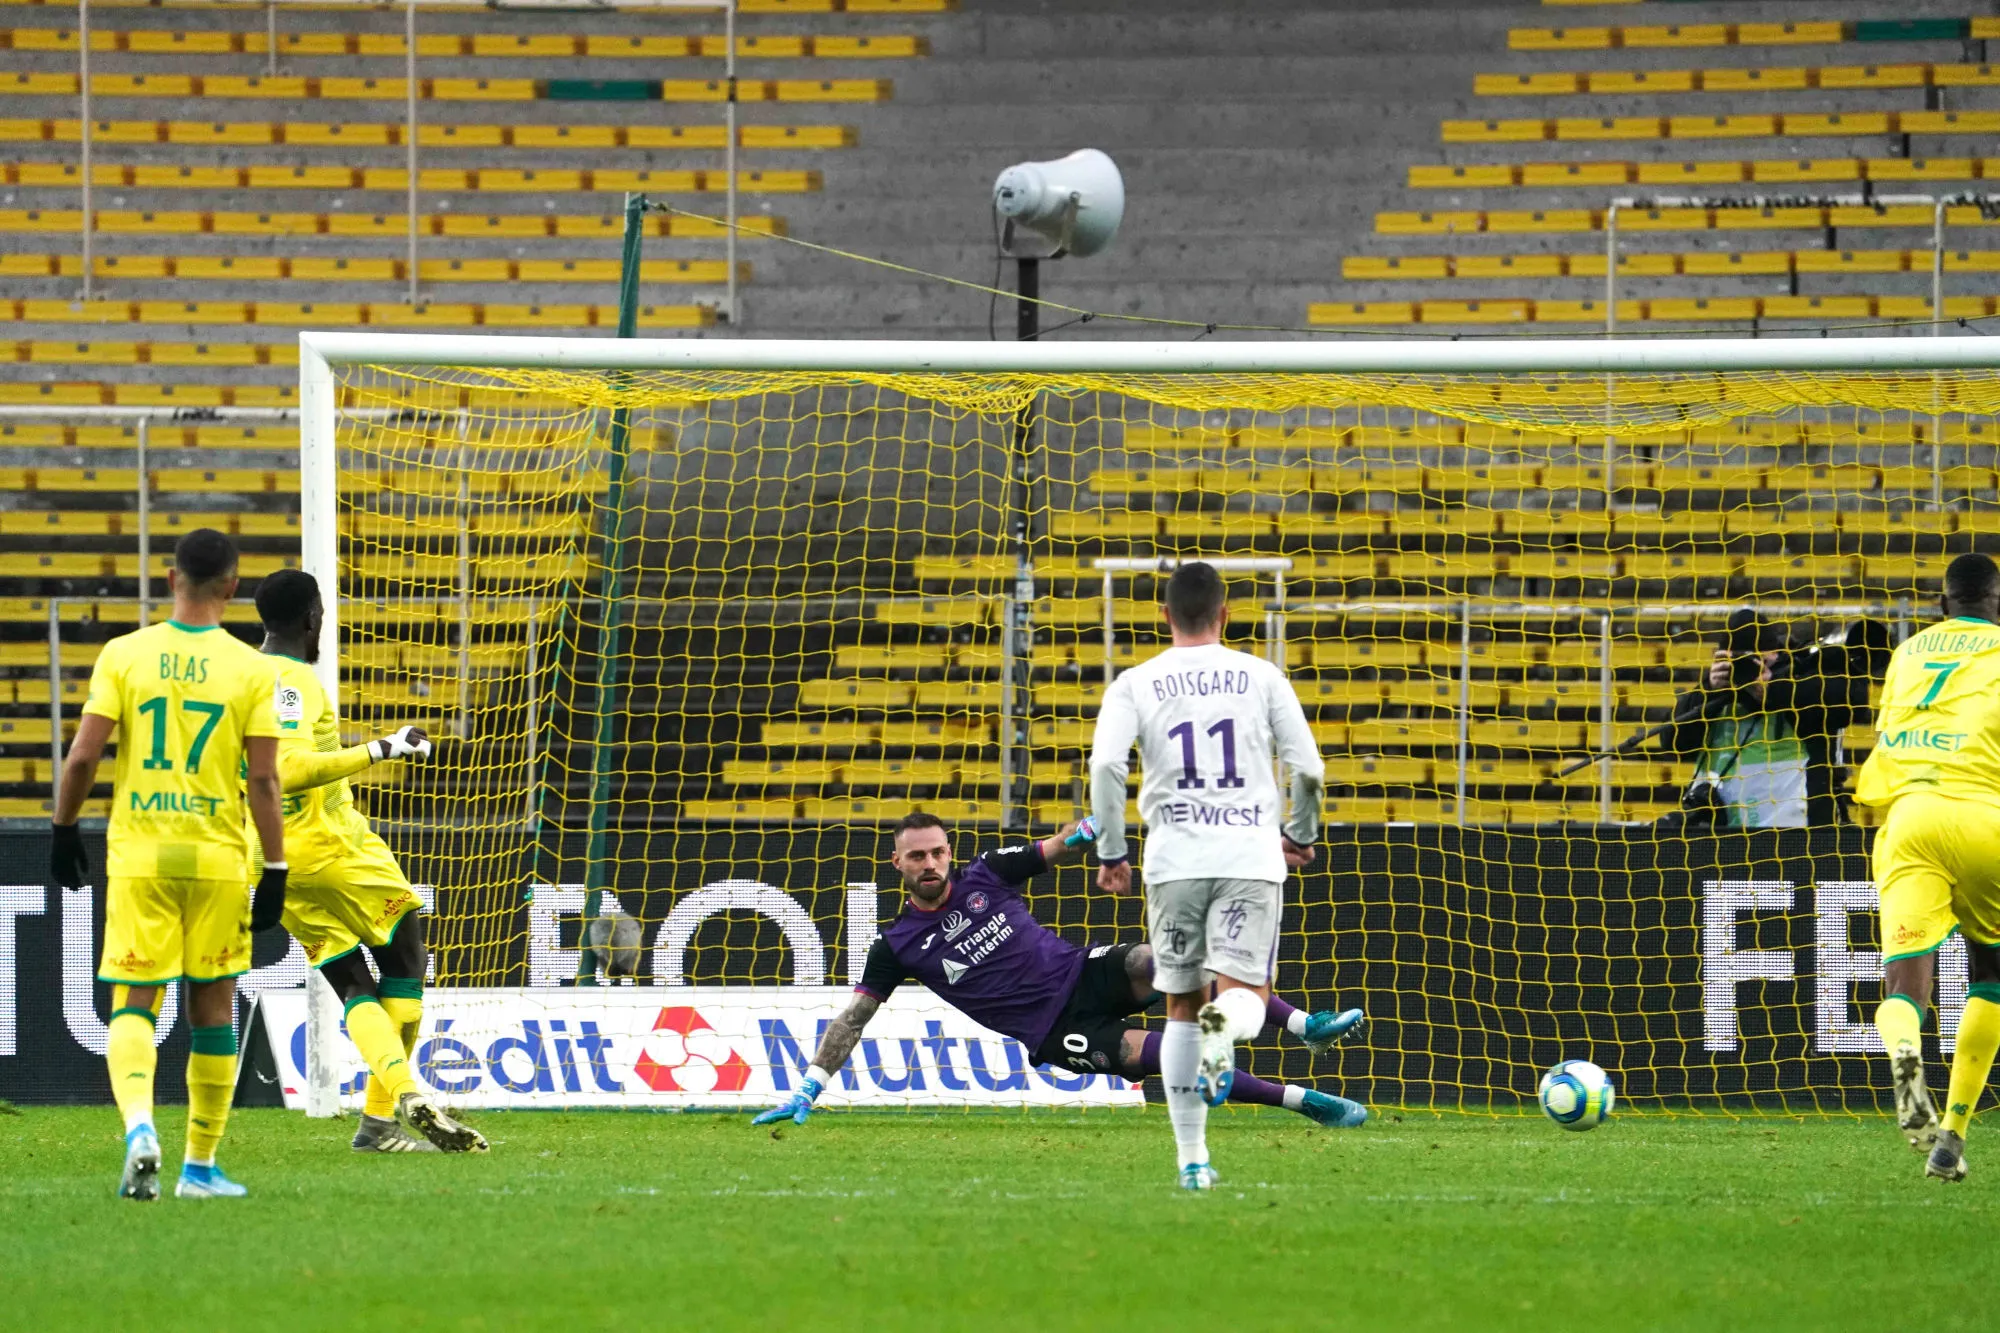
[1,1104,1991,1330]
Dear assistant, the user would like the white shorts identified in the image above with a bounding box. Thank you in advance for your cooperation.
[1144,877,1282,994]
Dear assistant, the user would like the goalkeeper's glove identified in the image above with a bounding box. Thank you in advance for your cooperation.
[250,863,288,932]
[50,823,88,888]
[751,1068,831,1127]
[1062,815,1100,849]
[370,725,433,763]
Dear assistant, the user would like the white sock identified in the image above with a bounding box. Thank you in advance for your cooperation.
[1281,1085,1306,1111]
[1212,986,1268,1043]
[124,1112,153,1137]
[1160,1020,1208,1170]
[1285,1009,1308,1038]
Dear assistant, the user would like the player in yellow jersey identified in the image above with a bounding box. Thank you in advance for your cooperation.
[1854,552,2000,1180]
[254,570,486,1154]
[50,530,289,1201]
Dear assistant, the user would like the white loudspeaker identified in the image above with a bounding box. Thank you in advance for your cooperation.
[991,148,1125,258]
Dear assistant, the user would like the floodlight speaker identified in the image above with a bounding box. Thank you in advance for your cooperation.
[991,148,1124,258]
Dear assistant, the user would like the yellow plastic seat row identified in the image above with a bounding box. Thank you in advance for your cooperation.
[897,550,1960,588]
[1410,157,2000,190]
[0,207,786,239]
[1103,420,1993,455]
[1444,109,2000,145]
[0,0,950,13]
[0,117,856,151]
[1511,21,2000,50]
[0,465,603,495]
[0,72,895,103]
[1343,249,2000,280]
[0,0,943,10]
[0,551,300,578]
[0,27,928,58]
[1378,204,2000,236]
[0,253,748,284]
[1069,459,2000,497]
[1475,63,2000,98]
[1510,21,1835,49]
[1,298,713,328]
[2,162,820,194]
[0,509,300,537]
[2,339,294,366]
[1310,294,1996,327]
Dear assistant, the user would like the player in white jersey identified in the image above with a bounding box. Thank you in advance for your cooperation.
[1087,561,1357,1190]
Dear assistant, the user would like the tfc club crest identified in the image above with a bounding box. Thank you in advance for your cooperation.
[631,1006,752,1094]
[966,892,989,913]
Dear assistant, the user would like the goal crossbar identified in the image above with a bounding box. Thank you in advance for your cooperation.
[298,332,2000,375]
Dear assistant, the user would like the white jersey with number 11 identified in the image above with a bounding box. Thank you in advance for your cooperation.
[1087,642,1325,884]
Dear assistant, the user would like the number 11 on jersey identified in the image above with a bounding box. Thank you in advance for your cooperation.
[1168,717,1244,790]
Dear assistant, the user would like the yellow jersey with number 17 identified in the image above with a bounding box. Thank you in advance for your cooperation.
[81,620,284,882]
[268,653,374,874]
[1854,615,2000,813]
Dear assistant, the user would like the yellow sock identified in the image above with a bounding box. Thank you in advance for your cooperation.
[1875,993,1925,1057]
[1943,991,2000,1137]
[106,986,162,1135]
[184,1026,238,1165]
[347,998,418,1114]
[382,993,424,1056]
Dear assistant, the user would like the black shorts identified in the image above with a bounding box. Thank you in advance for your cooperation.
[1029,943,1158,1075]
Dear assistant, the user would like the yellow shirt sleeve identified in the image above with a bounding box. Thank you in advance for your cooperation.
[281,744,374,794]
[81,638,127,724]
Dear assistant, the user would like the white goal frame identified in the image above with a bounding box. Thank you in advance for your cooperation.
[293,330,2000,1114]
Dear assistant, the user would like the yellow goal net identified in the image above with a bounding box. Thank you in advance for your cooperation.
[305,334,1999,1112]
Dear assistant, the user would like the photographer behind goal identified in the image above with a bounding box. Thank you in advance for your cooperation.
[1656,608,1892,831]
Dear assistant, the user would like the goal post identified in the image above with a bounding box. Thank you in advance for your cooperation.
[292,331,2000,1117]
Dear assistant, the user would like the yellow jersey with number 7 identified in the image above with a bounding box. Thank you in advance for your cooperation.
[1855,615,2000,812]
[81,619,285,882]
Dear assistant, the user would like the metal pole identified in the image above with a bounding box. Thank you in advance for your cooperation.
[78,0,92,303]
[723,0,738,326]
[1604,201,1619,341]
[1932,197,1946,510]
[523,595,538,829]
[1454,601,1470,823]
[1598,612,1614,821]
[1603,201,1619,496]
[135,418,150,626]
[266,0,278,76]
[579,192,648,984]
[47,599,63,778]
[1101,569,1114,686]
[405,0,419,307]
[999,594,1018,832]
[455,410,471,740]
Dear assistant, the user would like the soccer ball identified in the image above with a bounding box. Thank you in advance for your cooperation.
[1538,1059,1614,1131]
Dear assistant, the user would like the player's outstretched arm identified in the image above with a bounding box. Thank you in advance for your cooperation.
[751,992,879,1127]
[279,724,432,795]
[1039,815,1099,867]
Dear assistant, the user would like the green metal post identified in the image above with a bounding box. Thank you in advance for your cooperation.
[577,191,647,985]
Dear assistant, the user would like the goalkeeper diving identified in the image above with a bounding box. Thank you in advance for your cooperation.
[255,570,485,1154]
[752,812,1367,1128]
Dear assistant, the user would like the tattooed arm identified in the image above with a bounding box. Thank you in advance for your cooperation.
[751,945,898,1127]
[806,990,881,1077]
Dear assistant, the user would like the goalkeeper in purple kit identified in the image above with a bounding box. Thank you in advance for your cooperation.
[751,812,1366,1129]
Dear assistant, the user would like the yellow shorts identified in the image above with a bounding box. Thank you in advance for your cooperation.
[282,829,421,969]
[99,875,250,985]
[1872,792,2000,956]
